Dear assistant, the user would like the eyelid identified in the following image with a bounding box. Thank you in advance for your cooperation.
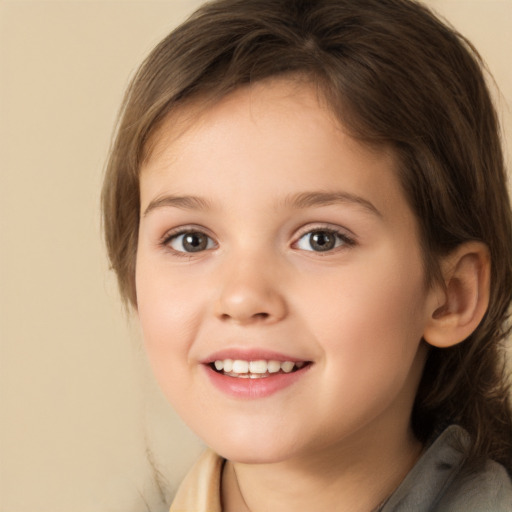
[293,222,356,241]
[159,222,212,239]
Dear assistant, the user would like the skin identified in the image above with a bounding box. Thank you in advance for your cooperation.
[136,78,442,512]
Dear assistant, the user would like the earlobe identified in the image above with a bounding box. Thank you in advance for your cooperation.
[423,242,490,348]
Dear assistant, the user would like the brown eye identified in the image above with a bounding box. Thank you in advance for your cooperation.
[169,231,214,252]
[309,231,336,251]
[296,229,351,252]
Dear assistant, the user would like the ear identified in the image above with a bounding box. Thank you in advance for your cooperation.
[423,241,490,348]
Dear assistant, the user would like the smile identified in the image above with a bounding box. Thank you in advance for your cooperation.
[204,354,313,398]
[210,359,308,378]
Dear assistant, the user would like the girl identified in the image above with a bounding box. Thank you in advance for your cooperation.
[102,0,512,510]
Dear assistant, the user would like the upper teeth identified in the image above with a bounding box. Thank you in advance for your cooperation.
[214,359,304,374]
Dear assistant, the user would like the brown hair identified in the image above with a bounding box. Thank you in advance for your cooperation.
[102,0,512,471]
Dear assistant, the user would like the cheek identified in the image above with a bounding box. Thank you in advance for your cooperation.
[135,256,206,388]
[299,251,428,376]
[297,260,428,430]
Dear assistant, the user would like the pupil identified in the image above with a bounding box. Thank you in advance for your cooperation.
[311,231,335,251]
[183,233,207,252]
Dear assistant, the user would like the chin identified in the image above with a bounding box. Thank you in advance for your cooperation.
[178,405,312,464]
[203,428,305,464]
[216,443,296,465]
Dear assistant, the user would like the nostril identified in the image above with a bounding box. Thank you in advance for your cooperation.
[219,311,270,323]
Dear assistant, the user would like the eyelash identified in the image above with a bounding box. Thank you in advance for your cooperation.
[160,225,356,256]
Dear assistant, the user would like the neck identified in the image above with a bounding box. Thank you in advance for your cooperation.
[222,423,423,512]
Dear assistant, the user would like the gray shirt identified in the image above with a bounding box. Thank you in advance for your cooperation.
[382,425,512,511]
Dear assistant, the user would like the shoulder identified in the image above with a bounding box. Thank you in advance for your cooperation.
[435,457,512,512]
[169,449,224,512]
[383,425,512,512]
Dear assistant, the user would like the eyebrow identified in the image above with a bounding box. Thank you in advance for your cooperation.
[143,195,212,216]
[282,191,382,217]
[143,190,381,217]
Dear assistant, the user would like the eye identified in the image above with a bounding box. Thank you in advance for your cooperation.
[295,229,352,252]
[167,231,215,253]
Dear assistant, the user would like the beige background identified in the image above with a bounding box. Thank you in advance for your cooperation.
[1,1,511,511]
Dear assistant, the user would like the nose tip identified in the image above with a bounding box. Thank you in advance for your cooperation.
[214,278,287,325]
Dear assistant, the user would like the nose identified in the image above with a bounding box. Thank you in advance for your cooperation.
[214,257,288,325]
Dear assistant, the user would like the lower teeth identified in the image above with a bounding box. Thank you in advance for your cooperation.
[221,368,301,378]
[224,371,272,378]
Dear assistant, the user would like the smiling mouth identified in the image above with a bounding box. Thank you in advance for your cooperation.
[209,359,312,379]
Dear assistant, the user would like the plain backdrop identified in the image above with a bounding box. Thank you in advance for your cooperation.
[1,1,511,511]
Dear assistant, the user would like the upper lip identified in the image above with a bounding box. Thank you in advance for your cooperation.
[201,348,311,364]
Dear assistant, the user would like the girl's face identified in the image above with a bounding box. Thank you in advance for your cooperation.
[136,79,437,464]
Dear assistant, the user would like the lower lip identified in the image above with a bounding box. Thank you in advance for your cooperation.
[203,364,311,399]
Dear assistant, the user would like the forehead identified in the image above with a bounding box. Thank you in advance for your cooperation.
[143,77,384,167]
[140,78,405,220]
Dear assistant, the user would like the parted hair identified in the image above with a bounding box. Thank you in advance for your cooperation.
[102,0,512,471]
